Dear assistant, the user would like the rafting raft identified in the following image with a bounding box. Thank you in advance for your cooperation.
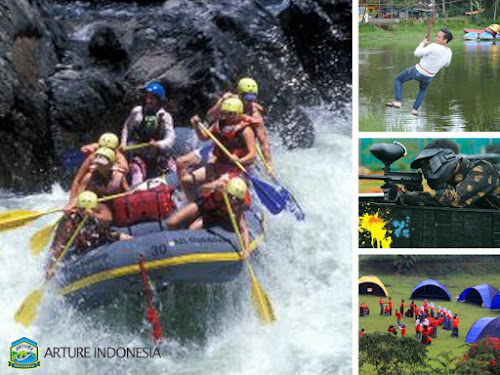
[51,131,266,308]
[463,28,500,40]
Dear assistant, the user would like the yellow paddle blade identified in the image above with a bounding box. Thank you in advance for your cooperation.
[14,287,44,327]
[31,220,59,256]
[0,211,44,232]
[247,262,276,323]
[0,210,37,221]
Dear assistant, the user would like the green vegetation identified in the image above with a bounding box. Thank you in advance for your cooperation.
[359,256,500,374]
[359,17,483,44]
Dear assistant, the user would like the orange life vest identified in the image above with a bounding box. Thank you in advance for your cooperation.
[212,115,257,163]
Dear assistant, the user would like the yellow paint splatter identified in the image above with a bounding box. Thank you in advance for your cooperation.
[359,212,392,248]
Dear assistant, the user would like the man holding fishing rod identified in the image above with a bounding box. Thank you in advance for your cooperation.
[385,28,453,116]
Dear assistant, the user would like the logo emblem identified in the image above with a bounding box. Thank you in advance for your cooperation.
[8,337,40,369]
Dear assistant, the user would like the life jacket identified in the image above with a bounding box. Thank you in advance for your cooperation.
[200,189,251,218]
[212,115,255,163]
[86,168,114,198]
[113,184,176,227]
[59,212,119,255]
[129,107,167,144]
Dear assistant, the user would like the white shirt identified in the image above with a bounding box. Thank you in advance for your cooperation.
[121,106,175,151]
[414,43,452,77]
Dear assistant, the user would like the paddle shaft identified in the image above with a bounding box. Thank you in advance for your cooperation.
[197,121,248,173]
[46,215,89,277]
[222,191,246,255]
[123,143,151,151]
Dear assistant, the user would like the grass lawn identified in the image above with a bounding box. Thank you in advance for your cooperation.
[358,268,500,372]
[359,17,478,45]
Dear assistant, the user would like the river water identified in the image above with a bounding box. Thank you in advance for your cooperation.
[360,40,500,131]
[0,104,352,375]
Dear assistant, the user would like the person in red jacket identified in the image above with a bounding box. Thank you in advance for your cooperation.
[415,319,422,340]
[432,315,439,338]
[400,325,406,337]
[400,299,405,315]
[395,310,402,325]
[180,97,256,200]
[451,314,460,337]
[379,297,385,315]
[388,297,393,316]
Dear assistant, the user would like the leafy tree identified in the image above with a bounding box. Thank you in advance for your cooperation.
[359,332,427,374]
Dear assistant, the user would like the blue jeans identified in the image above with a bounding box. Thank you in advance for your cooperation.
[394,66,434,110]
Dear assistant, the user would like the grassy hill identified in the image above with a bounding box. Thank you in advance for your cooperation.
[359,256,500,373]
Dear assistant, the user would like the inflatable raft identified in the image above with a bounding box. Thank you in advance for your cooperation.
[52,128,266,308]
[54,206,265,308]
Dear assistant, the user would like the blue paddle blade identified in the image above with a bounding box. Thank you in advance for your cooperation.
[285,194,306,221]
[60,148,86,169]
[271,178,305,221]
[249,176,287,215]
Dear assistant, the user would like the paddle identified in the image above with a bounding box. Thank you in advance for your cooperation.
[0,191,132,234]
[196,121,286,215]
[255,147,305,221]
[222,190,276,323]
[30,218,62,256]
[60,143,152,169]
[14,215,89,327]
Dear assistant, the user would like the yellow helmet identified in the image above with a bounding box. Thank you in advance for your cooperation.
[226,177,247,200]
[220,97,243,115]
[94,147,116,165]
[98,133,119,149]
[237,78,258,95]
[77,191,98,210]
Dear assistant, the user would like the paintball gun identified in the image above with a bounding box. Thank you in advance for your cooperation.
[359,142,423,192]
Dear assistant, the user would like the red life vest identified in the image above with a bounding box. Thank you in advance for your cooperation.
[113,184,176,227]
[200,190,251,218]
[212,115,256,163]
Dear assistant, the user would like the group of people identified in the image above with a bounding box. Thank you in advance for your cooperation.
[359,298,460,346]
[49,77,274,269]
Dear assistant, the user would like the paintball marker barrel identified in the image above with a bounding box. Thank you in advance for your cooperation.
[359,142,424,192]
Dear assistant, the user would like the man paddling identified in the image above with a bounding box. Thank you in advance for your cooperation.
[385,28,453,116]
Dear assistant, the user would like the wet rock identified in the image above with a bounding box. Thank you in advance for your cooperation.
[88,26,128,65]
[0,0,65,191]
[0,0,351,192]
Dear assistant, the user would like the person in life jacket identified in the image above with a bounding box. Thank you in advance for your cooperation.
[179,97,257,200]
[48,191,133,278]
[176,78,271,183]
[77,133,129,192]
[121,82,175,186]
[64,147,127,213]
[167,176,251,253]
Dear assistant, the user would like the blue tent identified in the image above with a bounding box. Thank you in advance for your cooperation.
[491,294,500,310]
[458,284,500,308]
[410,279,452,301]
[465,317,500,343]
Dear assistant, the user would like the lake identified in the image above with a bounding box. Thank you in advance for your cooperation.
[359,40,500,131]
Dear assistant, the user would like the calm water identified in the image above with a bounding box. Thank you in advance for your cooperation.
[360,40,500,131]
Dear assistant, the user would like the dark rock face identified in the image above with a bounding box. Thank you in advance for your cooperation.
[0,0,65,191]
[0,0,351,192]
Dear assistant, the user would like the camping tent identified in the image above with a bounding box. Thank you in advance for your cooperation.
[410,279,452,301]
[465,317,500,343]
[458,284,500,309]
[491,294,500,310]
[359,275,389,297]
